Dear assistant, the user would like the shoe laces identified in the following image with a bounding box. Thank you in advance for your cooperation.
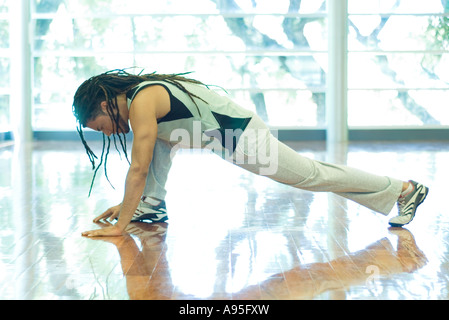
[397,196,407,214]
[397,195,406,207]
[397,183,415,212]
[397,197,405,215]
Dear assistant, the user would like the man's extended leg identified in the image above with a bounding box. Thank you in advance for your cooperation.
[230,115,427,225]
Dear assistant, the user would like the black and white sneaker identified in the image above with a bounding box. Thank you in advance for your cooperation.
[388,180,429,227]
[131,197,168,223]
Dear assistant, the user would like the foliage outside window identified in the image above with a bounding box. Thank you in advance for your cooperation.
[348,0,449,127]
[1,0,448,132]
[32,0,327,130]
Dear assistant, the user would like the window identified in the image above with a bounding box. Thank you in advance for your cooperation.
[348,0,449,127]
[2,0,446,138]
[31,0,327,131]
[0,0,9,135]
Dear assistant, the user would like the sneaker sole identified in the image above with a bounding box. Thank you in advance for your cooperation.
[389,185,429,227]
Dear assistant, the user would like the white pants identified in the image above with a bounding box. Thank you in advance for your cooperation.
[143,115,402,215]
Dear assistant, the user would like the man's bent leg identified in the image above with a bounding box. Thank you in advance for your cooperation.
[133,139,175,223]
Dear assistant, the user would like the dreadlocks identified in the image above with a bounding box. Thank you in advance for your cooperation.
[72,68,208,196]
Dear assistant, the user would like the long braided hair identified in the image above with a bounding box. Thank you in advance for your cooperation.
[72,68,208,196]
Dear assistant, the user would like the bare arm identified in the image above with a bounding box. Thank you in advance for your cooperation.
[82,85,170,237]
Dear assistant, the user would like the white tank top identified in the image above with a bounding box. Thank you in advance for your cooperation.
[126,80,254,152]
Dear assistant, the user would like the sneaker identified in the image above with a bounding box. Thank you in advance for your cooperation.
[388,180,429,227]
[131,197,168,223]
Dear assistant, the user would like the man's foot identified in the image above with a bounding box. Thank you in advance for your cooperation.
[388,180,429,227]
[131,196,168,223]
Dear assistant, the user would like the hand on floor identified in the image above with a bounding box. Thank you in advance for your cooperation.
[82,221,124,237]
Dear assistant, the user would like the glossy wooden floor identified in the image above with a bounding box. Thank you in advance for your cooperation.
[0,139,448,300]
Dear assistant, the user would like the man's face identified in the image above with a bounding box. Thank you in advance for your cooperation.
[85,102,130,136]
[85,113,116,136]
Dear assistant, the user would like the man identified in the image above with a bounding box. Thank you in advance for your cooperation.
[72,70,429,237]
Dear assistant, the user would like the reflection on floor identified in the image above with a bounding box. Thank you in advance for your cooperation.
[0,139,447,300]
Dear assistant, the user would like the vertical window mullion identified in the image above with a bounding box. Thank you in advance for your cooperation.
[326,0,348,142]
[10,0,32,143]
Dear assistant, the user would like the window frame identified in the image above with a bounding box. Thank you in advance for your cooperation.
[3,1,448,143]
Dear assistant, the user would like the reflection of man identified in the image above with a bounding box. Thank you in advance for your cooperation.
[92,222,172,300]
[90,222,426,300]
[244,227,427,299]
